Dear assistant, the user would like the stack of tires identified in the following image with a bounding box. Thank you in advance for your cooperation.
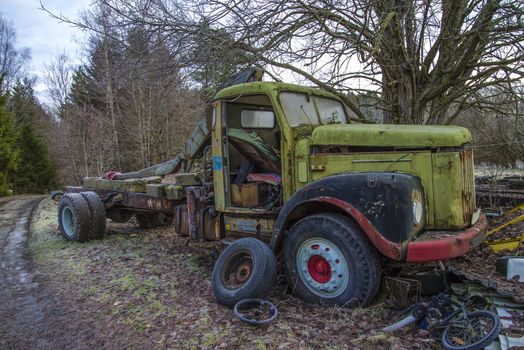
[57,192,106,242]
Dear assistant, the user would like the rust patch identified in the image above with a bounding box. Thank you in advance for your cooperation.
[124,192,175,213]
[185,187,198,240]
[459,149,475,223]
[315,196,402,260]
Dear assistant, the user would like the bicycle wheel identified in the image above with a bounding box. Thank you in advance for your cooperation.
[442,310,500,350]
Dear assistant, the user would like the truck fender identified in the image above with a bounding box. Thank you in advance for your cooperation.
[269,172,425,260]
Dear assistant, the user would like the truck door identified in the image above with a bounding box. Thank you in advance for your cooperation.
[213,96,282,212]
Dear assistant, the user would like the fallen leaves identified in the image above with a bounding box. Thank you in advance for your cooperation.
[31,197,436,350]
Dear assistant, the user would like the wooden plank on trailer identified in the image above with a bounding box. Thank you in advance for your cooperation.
[146,183,168,198]
[82,176,162,192]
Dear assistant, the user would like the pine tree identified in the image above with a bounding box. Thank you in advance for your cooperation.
[7,80,57,193]
[0,91,19,196]
[13,123,56,193]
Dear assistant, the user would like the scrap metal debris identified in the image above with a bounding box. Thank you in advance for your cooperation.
[394,195,524,349]
[447,246,524,303]
[484,203,524,253]
[383,276,421,308]
[477,175,524,208]
[450,282,524,350]
[233,299,278,325]
[447,199,524,303]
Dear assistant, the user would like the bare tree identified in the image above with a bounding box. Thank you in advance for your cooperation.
[0,14,30,93]
[44,0,524,124]
[45,53,72,115]
[459,84,524,166]
[44,54,80,180]
[210,0,524,124]
[44,56,71,110]
[40,1,203,181]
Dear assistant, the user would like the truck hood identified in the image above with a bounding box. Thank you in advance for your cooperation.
[311,124,472,147]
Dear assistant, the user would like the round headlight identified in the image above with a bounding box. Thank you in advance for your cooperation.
[413,200,423,226]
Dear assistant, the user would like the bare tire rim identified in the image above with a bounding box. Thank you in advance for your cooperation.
[296,238,349,298]
[221,252,254,290]
[234,299,278,325]
[61,206,75,238]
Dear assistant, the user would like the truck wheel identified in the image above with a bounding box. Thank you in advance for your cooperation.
[212,238,277,308]
[283,213,381,306]
[58,193,91,242]
[80,191,106,239]
[135,213,172,228]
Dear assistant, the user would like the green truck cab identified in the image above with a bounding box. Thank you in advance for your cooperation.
[208,81,485,305]
[61,79,487,307]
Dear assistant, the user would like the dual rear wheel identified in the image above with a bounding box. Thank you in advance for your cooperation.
[59,192,172,242]
[58,192,106,242]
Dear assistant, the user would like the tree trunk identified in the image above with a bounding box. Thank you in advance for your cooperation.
[103,44,122,169]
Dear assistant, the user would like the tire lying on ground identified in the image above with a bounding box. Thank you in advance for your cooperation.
[283,213,382,307]
[212,238,277,308]
[80,191,106,240]
[58,193,91,242]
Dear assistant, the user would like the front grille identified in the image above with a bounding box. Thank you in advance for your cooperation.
[460,148,475,223]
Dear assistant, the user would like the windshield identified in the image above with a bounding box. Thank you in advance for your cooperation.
[279,92,348,127]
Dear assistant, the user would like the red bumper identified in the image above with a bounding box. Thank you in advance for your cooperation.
[406,214,488,263]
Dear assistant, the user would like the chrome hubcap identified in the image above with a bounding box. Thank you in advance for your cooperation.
[296,238,349,297]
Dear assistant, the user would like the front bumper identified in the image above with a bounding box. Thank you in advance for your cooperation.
[405,214,488,263]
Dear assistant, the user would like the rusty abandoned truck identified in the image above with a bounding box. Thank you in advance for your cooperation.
[58,70,488,307]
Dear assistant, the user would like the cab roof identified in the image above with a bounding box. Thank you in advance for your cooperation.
[213,81,341,102]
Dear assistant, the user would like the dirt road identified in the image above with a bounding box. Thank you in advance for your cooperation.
[0,196,96,349]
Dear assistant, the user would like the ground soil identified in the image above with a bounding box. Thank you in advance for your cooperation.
[0,195,440,349]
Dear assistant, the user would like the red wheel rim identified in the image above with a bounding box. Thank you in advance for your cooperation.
[307,255,332,283]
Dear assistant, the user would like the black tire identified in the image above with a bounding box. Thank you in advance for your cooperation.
[80,191,106,240]
[442,310,501,350]
[135,213,172,228]
[212,238,277,308]
[57,193,91,242]
[283,213,382,306]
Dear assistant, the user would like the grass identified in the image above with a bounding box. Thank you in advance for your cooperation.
[27,197,426,350]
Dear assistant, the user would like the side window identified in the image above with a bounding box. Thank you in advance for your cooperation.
[240,110,275,129]
[314,97,347,124]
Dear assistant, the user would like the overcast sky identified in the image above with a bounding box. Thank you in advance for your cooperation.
[1,0,91,103]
